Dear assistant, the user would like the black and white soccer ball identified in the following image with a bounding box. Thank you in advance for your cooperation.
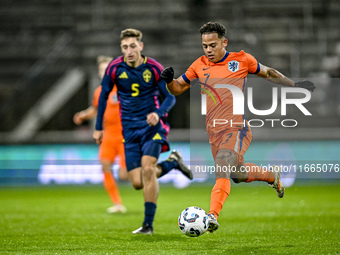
[178,206,208,237]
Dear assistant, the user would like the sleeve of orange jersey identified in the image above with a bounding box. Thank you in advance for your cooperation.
[181,58,201,84]
[92,86,102,108]
[245,53,260,74]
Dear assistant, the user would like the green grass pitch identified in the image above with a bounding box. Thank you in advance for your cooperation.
[0,183,339,254]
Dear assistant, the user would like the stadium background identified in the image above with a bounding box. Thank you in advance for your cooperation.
[0,0,339,185]
[0,2,339,254]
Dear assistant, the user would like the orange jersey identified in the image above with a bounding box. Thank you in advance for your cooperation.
[93,86,122,130]
[93,86,124,164]
[183,50,259,133]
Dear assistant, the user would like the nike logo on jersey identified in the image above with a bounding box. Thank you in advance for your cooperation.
[203,67,211,71]
[119,72,129,79]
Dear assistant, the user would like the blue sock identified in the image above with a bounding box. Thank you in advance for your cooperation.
[143,202,157,227]
[158,159,179,177]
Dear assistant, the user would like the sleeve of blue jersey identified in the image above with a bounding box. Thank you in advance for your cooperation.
[155,79,176,118]
[95,74,113,130]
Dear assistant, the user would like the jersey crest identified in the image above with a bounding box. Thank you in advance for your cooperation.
[228,61,239,73]
[143,69,152,83]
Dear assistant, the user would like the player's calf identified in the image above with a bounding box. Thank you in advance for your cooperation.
[128,168,144,190]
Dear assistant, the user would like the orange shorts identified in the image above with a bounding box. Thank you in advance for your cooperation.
[209,128,253,166]
[99,129,126,168]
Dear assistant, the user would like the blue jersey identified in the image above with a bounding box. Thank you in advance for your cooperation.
[96,56,175,130]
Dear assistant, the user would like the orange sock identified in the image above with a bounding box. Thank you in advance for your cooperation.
[103,171,122,205]
[244,163,275,184]
[209,178,231,219]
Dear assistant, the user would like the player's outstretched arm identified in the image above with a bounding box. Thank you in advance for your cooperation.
[294,80,316,92]
[152,78,175,125]
[161,67,191,96]
[256,63,316,92]
[256,63,295,87]
[73,106,98,125]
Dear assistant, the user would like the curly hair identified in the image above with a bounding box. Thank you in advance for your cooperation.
[199,22,226,38]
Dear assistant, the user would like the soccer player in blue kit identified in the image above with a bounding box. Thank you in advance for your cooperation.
[93,28,193,235]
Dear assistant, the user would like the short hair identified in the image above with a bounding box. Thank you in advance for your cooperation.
[97,55,113,65]
[120,28,142,42]
[199,22,226,38]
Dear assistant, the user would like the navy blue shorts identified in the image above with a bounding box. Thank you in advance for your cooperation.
[123,120,170,171]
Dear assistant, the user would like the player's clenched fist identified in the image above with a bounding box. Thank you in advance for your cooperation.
[73,111,86,125]
[93,130,103,145]
[161,67,174,84]
[294,80,316,92]
[146,112,159,126]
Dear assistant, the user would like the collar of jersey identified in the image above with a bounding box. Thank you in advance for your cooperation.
[216,51,229,63]
[123,55,148,66]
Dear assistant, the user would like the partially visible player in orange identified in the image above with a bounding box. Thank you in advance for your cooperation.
[73,55,128,214]
[161,21,316,232]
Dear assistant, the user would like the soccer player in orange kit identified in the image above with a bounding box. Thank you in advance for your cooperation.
[161,21,316,233]
[73,56,128,214]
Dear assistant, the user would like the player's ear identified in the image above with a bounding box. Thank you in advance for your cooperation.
[139,41,144,51]
[223,38,228,47]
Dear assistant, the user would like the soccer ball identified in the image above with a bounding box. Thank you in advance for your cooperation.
[178,206,209,237]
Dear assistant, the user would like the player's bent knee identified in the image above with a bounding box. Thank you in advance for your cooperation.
[230,172,247,184]
[231,177,243,184]
[215,171,229,179]
[142,165,156,178]
[132,183,143,190]
[230,168,248,184]
[129,179,143,190]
